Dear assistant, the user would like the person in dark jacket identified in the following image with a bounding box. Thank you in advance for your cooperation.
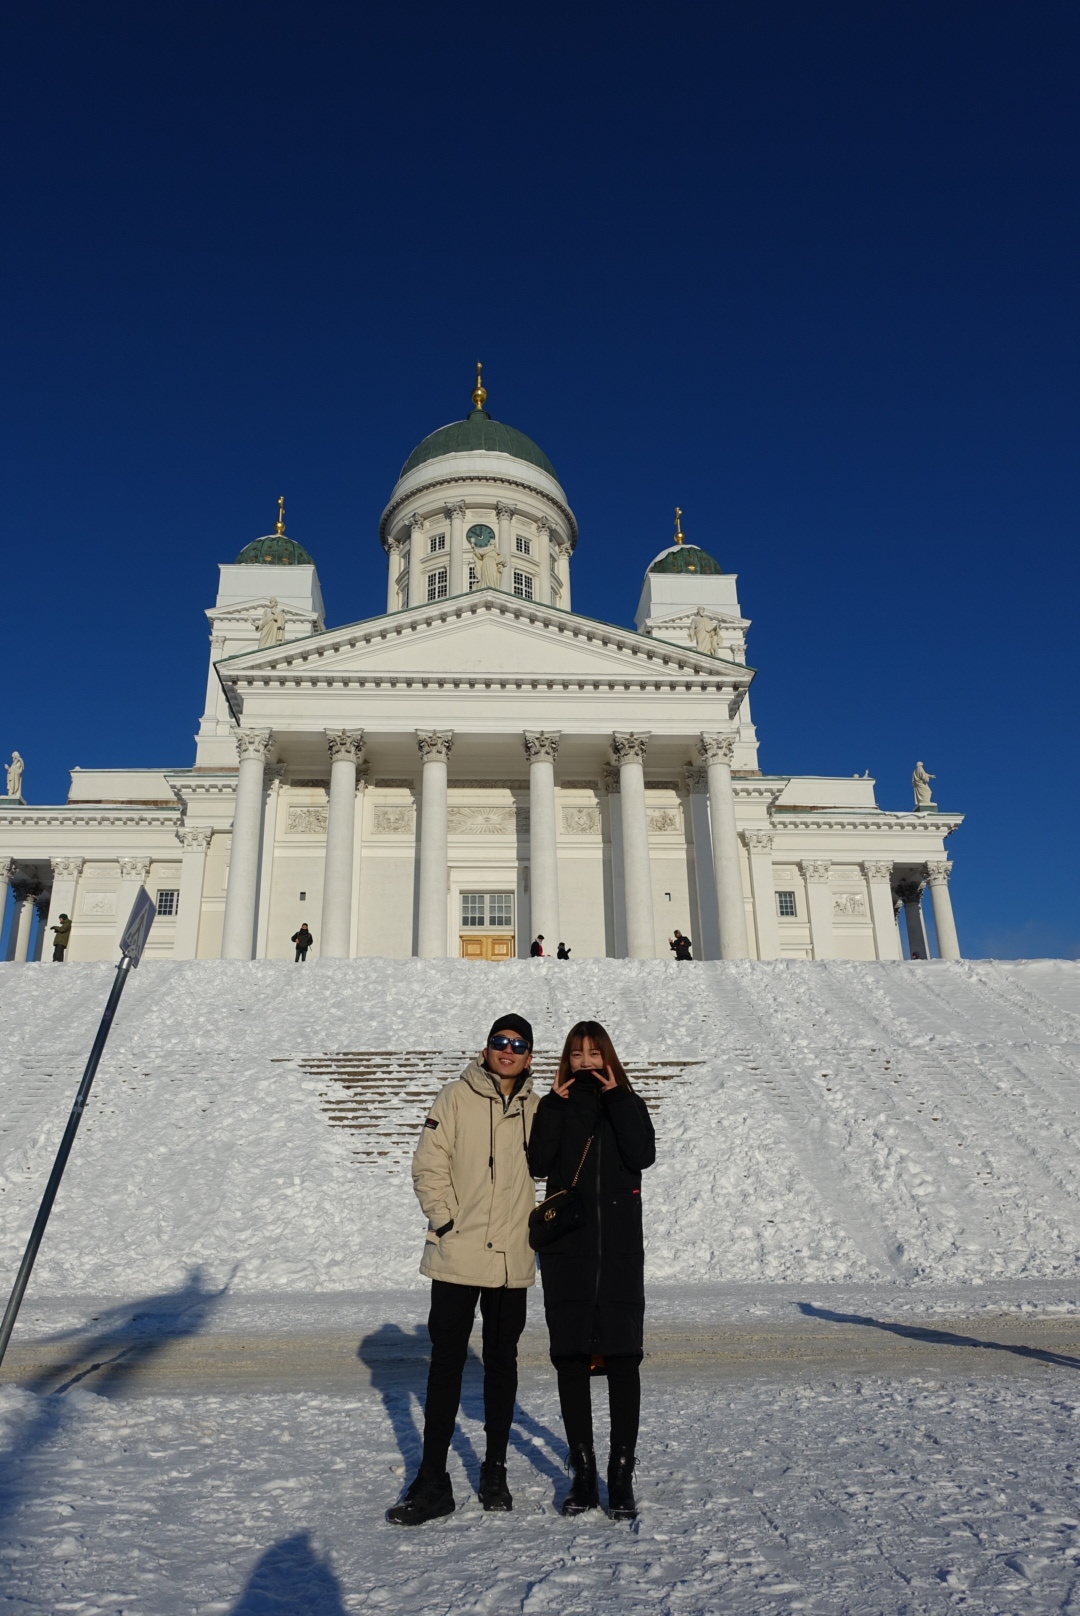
[50,914,71,962]
[527,1019,656,1521]
[530,935,545,957]
[291,924,313,962]
[556,942,571,960]
[669,929,693,961]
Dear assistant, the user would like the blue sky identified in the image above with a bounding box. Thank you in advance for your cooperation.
[2,1,1077,958]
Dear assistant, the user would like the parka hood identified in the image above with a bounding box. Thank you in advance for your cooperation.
[461,1056,535,1103]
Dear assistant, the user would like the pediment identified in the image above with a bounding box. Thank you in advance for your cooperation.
[217,594,752,686]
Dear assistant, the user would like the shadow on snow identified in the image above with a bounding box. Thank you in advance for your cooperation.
[799,1301,1080,1370]
[229,1531,348,1616]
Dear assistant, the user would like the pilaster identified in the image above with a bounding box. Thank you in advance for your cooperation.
[743,831,779,959]
[862,860,901,961]
[800,860,836,960]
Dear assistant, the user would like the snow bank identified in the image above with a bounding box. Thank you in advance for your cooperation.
[1,957,1078,1295]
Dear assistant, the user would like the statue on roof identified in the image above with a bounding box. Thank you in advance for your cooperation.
[257,598,286,648]
[5,751,24,798]
[691,608,723,657]
[912,761,937,809]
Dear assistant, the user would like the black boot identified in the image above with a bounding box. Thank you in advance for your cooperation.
[386,1469,455,1526]
[478,1458,513,1511]
[607,1447,637,1520]
[561,1444,599,1515]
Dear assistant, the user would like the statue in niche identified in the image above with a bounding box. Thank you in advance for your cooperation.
[469,538,506,589]
[5,751,23,797]
[912,761,936,808]
[691,608,723,656]
[257,598,286,648]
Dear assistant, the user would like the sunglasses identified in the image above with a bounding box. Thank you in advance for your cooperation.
[488,1035,530,1055]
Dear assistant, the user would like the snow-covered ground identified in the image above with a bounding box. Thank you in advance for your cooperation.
[2,957,1080,1612]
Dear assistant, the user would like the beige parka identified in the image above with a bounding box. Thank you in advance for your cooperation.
[412,1058,539,1289]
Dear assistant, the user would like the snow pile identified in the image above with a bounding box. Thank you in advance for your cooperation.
[0,957,1078,1295]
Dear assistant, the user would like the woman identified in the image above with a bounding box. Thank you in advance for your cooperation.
[527,1020,656,1520]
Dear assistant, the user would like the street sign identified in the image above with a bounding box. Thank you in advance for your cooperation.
[119,886,156,966]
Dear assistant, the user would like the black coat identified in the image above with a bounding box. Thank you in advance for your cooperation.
[527,1075,656,1359]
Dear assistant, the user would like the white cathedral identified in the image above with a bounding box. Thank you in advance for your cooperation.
[1,371,963,965]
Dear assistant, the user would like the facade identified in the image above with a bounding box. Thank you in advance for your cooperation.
[0,379,963,964]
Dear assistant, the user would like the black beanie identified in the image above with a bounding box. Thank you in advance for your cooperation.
[486,1013,534,1049]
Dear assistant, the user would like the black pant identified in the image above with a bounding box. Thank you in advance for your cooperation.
[420,1280,527,1476]
[553,1353,641,1456]
[294,946,308,962]
[52,947,65,963]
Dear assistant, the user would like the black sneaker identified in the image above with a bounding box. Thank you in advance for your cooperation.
[386,1470,455,1526]
[478,1458,513,1511]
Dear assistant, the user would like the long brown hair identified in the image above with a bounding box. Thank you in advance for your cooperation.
[557,1020,633,1090]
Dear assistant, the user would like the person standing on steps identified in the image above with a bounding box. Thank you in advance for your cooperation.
[387,1013,540,1527]
[291,923,313,962]
[556,942,571,960]
[527,1020,656,1522]
[50,913,71,962]
[530,935,545,957]
[669,929,693,961]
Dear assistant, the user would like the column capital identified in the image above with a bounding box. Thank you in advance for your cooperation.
[11,873,41,901]
[683,764,708,792]
[523,731,560,763]
[387,533,407,556]
[265,762,286,789]
[233,728,273,763]
[535,514,554,536]
[0,857,13,881]
[800,860,832,883]
[602,765,621,795]
[407,509,424,532]
[444,499,465,520]
[417,730,453,763]
[743,831,774,853]
[698,731,737,766]
[611,732,649,765]
[925,860,952,887]
[495,500,517,521]
[326,728,365,763]
[180,827,213,853]
[118,857,151,882]
[862,859,894,883]
[894,877,926,903]
[51,856,84,880]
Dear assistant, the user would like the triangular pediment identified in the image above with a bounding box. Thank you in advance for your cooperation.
[217,593,753,686]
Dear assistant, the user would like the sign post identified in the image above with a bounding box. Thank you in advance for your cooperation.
[0,887,156,1368]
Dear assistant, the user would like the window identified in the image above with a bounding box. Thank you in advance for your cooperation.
[468,565,478,590]
[513,570,534,600]
[776,891,797,918]
[426,567,448,602]
[461,892,515,929]
[515,534,531,556]
[156,889,179,917]
[429,533,446,554]
[299,891,307,901]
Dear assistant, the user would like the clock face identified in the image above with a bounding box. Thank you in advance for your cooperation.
[466,523,495,548]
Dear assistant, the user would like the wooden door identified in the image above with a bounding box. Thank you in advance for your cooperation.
[459,934,516,961]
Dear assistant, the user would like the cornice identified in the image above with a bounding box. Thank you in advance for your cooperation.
[766,812,964,834]
[379,471,578,549]
[0,807,181,830]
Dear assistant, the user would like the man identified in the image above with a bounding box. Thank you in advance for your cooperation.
[388,1014,540,1526]
[669,929,693,961]
[556,942,570,959]
[50,913,71,963]
[291,923,313,962]
[530,935,544,957]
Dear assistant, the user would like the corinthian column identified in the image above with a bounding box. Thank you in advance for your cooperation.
[175,830,211,959]
[612,733,655,958]
[524,732,560,946]
[0,859,12,945]
[863,861,901,961]
[45,858,83,960]
[115,858,151,947]
[535,517,553,605]
[496,500,516,580]
[416,731,453,957]
[321,729,365,958]
[683,766,719,959]
[743,832,779,959]
[698,733,749,960]
[925,861,961,960]
[800,861,836,959]
[445,501,465,598]
[895,877,929,959]
[407,511,424,610]
[602,767,626,957]
[221,728,273,959]
[386,537,406,613]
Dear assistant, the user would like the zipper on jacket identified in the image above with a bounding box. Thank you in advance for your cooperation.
[592,1123,604,1330]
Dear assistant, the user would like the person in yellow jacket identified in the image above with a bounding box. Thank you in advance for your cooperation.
[387,1013,540,1527]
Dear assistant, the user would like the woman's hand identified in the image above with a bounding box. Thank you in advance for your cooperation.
[597,1064,619,1093]
[552,1070,575,1100]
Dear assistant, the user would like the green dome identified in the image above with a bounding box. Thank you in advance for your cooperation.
[235,533,315,566]
[400,408,557,480]
[649,544,722,576]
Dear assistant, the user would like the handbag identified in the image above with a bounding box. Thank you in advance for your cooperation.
[528,1132,595,1251]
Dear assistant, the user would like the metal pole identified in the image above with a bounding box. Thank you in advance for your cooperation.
[0,955,133,1367]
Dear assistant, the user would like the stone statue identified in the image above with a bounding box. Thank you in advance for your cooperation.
[691,608,723,656]
[5,751,23,798]
[912,761,936,809]
[469,540,506,589]
[257,598,286,648]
